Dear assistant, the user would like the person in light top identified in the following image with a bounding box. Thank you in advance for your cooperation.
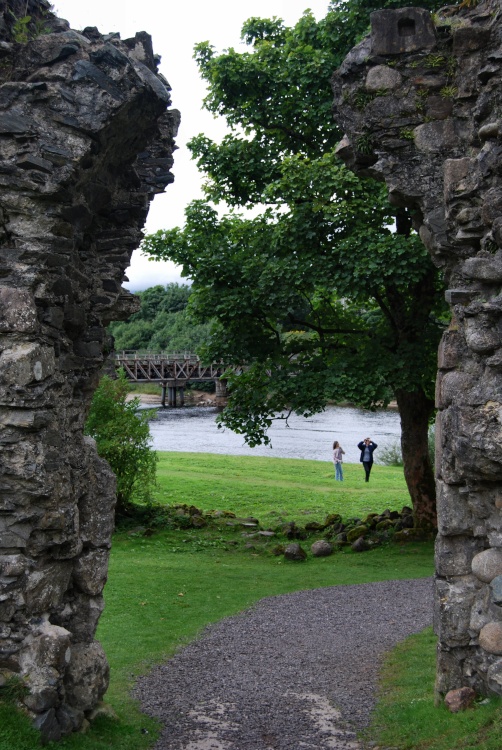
[332,440,345,481]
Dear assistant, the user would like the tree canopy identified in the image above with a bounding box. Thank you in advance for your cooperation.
[143,0,446,529]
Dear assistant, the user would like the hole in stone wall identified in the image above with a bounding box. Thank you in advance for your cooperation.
[398,18,416,37]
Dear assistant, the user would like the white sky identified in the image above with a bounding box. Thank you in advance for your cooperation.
[54,0,331,290]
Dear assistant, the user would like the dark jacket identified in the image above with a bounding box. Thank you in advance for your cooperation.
[358,441,377,464]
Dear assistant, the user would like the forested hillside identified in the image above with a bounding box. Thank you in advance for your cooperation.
[109,283,212,353]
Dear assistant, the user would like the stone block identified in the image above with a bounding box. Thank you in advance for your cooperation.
[464,315,500,353]
[436,536,486,577]
[434,576,480,647]
[436,481,472,536]
[0,287,37,333]
[436,370,474,409]
[64,641,109,712]
[435,645,469,696]
[370,8,436,56]
[453,26,492,54]
[438,330,465,369]
[462,252,502,282]
[0,343,55,386]
[25,563,73,614]
[426,96,453,121]
[415,120,458,153]
[365,65,402,91]
[73,548,110,596]
[444,158,480,203]
[487,659,502,695]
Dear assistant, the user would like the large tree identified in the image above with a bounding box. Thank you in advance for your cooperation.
[144,0,446,530]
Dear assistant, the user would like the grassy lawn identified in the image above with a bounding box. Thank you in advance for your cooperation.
[154,452,410,523]
[1,453,500,749]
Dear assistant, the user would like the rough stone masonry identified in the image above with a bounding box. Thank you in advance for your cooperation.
[0,0,179,740]
[332,0,502,698]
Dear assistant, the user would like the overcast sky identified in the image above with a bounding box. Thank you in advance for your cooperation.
[54,0,331,290]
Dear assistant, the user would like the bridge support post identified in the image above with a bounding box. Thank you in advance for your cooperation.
[215,378,228,407]
[168,386,176,407]
[161,383,167,408]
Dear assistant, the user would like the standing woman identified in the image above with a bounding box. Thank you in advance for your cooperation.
[357,437,378,482]
[333,441,345,481]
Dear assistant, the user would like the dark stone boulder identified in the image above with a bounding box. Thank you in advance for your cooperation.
[284,543,307,562]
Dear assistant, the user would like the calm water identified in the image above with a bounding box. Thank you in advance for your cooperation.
[147,405,401,464]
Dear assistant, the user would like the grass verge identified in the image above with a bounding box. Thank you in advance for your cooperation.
[368,627,502,749]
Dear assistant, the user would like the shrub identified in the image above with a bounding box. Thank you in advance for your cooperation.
[378,425,435,469]
[378,441,404,467]
[85,369,157,517]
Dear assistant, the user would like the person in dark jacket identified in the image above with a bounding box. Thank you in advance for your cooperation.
[357,437,378,482]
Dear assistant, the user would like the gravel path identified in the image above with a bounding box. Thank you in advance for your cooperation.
[135,578,433,750]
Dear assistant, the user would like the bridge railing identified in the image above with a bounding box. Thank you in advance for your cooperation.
[116,350,200,362]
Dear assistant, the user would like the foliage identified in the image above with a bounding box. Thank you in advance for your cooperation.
[8,3,52,43]
[378,426,436,469]
[378,440,404,467]
[85,370,157,515]
[109,283,212,353]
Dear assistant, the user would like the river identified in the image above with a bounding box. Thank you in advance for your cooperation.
[146,404,401,464]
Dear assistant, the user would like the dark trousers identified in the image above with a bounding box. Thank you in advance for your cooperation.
[363,461,372,482]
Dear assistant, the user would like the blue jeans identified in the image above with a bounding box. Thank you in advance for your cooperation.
[335,462,343,481]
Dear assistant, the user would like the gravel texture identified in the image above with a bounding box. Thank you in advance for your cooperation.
[135,577,433,750]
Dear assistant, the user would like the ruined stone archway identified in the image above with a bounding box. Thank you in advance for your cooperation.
[0,0,179,739]
[332,0,502,698]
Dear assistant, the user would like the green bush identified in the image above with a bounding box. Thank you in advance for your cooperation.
[379,425,435,469]
[85,369,157,517]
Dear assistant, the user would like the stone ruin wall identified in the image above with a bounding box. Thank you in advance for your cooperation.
[0,0,179,739]
[332,0,502,698]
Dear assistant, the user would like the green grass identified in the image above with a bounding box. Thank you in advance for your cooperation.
[1,453,499,749]
[154,452,410,523]
[369,628,502,749]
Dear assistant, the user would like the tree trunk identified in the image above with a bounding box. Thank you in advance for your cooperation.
[395,388,436,531]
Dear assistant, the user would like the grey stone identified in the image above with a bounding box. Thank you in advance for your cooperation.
[365,65,402,91]
[284,543,307,561]
[414,121,458,153]
[33,708,61,743]
[487,659,502,695]
[73,549,110,596]
[479,621,502,655]
[490,575,502,605]
[472,549,502,583]
[64,641,110,712]
[310,540,333,558]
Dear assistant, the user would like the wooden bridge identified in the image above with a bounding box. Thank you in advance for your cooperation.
[115,351,230,407]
